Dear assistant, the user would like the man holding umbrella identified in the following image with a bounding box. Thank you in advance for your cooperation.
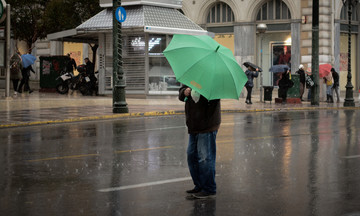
[164,34,248,199]
[244,66,259,104]
[179,86,220,199]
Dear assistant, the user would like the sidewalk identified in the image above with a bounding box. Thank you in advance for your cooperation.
[0,90,359,128]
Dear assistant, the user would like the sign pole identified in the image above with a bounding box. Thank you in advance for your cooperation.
[5,4,10,98]
[112,0,128,113]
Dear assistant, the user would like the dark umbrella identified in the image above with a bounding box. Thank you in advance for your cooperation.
[243,62,263,72]
[269,64,290,73]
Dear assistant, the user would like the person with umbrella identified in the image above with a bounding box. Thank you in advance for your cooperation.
[179,86,220,199]
[244,66,259,104]
[164,34,248,199]
[324,71,334,103]
[18,53,36,93]
[331,68,340,103]
[278,68,294,104]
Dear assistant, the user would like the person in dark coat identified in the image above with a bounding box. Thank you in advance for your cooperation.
[66,53,77,73]
[244,67,259,104]
[278,68,293,103]
[84,57,96,93]
[84,58,94,76]
[18,65,35,93]
[296,64,306,101]
[179,85,221,199]
[331,68,340,103]
[10,52,23,95]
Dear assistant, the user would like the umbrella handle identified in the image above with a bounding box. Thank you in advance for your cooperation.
[184,97,188,102]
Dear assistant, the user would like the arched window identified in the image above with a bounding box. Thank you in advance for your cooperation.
[256,0,291,21]
[340,4,358,21]
[207,2,234,23]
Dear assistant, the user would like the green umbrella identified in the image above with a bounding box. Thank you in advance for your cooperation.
[163,34,247,100]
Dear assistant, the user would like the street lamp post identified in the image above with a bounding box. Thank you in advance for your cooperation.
[342,0,357,107]
[257,23,267,103]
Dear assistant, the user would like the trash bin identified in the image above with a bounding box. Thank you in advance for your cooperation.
[39,56,69,89]
[263,86,274,102]
[287,74,300,98]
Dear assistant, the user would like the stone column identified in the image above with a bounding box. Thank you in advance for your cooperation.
[234,24,255,97]
[291,21,301,73]
[234,24,256,68]
[334,21,340,73]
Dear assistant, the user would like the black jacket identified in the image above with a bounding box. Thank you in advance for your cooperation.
[332,71,339,87]
[179,86,221,134]
[86,61,95,75]
[279,72,294,89]
[67,58,77,72]
[245,70,258,88]
[296,69,305,84]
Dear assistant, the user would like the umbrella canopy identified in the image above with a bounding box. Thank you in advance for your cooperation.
[269,64,290,73]
[163,34,247,100]
[243,62,262,72]
[21,54,36,68]
[319,64,332,78]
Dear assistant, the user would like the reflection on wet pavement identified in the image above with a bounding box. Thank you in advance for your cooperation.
[0,110,360,216]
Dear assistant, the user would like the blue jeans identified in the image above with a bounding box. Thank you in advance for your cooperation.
[326,84,333,95]
[187,131,217,194]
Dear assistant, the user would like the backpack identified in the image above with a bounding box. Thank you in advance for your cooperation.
[10,62,19,74]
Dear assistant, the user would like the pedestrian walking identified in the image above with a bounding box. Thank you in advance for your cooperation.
[179,85,221,199]
[331,68,340,103]
[245,67,259,104]
[278,68,293,104]
[66,53,77,73]
[296,64,305,101]
[10,52,23,95]
[18,65,35,94]
[324,72,334,103]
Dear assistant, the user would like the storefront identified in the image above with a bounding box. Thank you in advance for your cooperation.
[48,2,208,97]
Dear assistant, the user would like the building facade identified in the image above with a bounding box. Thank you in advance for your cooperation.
[44,0,359,98]
[182,0,359,93]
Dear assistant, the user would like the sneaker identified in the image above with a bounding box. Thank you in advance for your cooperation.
[29,90,33,94]
[192,191,216,199]
[186,188,201,194]
[14,91,18,95]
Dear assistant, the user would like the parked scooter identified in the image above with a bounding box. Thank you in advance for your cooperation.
[55,65,93,95]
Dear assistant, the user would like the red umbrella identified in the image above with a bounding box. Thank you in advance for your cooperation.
[319,64,332,78]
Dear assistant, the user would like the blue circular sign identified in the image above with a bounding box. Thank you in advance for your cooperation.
[115,7,126,23]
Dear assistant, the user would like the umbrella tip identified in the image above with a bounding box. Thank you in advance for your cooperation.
[215,45,220,52]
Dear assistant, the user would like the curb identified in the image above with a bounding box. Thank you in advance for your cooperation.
[1,106,359,129]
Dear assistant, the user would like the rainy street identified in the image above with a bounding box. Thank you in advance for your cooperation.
[1,110,360,216]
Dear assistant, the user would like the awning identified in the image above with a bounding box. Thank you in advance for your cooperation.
[48,5,208,41]
[77,5,207,35]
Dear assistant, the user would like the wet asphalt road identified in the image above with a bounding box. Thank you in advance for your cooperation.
[1,110,360,216]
